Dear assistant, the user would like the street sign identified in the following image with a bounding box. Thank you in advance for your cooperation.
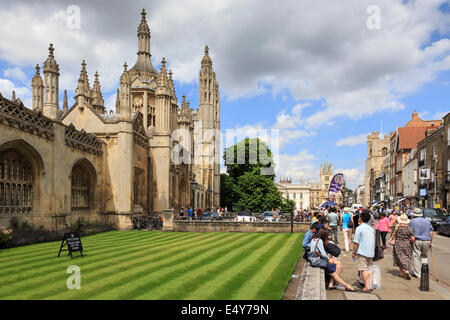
[434,204,441,209]
[58,232,83,258]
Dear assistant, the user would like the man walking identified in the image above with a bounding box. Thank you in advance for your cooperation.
[352,209,375,293]
[328,207,339,244]
[409,208,434,278]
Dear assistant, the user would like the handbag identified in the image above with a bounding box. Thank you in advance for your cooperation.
[307,240,329,269]
[373,229,384,261]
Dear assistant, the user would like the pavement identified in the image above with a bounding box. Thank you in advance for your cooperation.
[326,228,450,300]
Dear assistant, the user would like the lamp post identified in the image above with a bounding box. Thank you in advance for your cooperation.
[191,180,197,209]
[434,155,437,208]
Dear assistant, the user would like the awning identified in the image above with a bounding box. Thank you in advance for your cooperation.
[395,197,406,204]
[372,202,380,206]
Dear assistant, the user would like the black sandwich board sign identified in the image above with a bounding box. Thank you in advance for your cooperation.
[57,232,83,258]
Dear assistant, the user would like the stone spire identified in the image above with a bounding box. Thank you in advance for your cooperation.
[168,69,176,97]
[75,60,91,108]
[63,89,68,113]
[11,90,15,102]
[156,58,170,94]
[91,71,105,114]
[120,62,131,120]
[129,8,158,79]
[201,45,213,68]
[180,94,187,112]
[43,43,60,119]
[43,43,60,74]
[115,88,120,114]
[31,64,44,111]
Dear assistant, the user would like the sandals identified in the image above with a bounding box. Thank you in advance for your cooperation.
[360,288,372,293]
[404,273,411,280]
[345,287,357,292]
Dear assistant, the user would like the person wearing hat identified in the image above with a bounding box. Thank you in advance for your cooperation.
[409,208,434,278]
[392,214,415,280]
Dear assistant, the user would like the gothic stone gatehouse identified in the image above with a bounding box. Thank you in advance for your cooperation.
[0,9,221,230]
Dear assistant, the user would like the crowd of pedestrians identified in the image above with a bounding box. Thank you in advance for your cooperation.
[302,204,440,292]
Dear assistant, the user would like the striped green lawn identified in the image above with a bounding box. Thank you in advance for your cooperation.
[0,231,303,300]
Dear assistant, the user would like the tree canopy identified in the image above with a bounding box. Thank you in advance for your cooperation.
[220,137,292,213]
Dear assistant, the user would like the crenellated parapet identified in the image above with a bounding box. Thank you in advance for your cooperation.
[64,123,103,156]
[0,92,54,140]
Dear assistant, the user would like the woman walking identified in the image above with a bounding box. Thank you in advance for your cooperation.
[392,214,415,280]
[376,212,390,249]
[309,229,356,291]
[340,208,353,254]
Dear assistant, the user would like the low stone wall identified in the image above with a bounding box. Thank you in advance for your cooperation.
[173,220,310,233]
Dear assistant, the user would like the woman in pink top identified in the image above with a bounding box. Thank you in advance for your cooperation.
[376,212,390,248]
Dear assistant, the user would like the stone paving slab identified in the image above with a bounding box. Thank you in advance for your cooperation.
[326,228,450,300]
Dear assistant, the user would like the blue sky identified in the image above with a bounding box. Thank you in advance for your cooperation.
[0,0,449,189]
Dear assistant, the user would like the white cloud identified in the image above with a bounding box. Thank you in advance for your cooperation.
[432,110,448,119]
[3,67,27,82]
[335,168,364,189]
[336,133,369,147]
[0,78,31,106]
[276,150,318,182]
[0,0,447,129]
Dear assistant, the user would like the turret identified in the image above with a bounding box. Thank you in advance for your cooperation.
[75,60,91,110]
[120,62,131,120]
[62,89,68,113]
[155,58,171,131]
[31,64,44,111]
[43,44,60,119]
[91,71,105,114]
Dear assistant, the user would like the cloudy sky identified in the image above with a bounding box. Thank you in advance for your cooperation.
[0,0,449,189]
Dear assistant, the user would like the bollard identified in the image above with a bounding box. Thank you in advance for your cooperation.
[419,258,429,292]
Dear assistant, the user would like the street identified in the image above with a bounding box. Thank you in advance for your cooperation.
[430,234,450,286]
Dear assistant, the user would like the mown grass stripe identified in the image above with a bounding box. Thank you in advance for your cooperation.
[0,231,171,266]
[0,232,216,298]
[0,231,139,258]
[205,233,289,300]
[232,233,301,299]
[46,232,246,300]
[156,233,278,300]
[110,233,259,300]
[0,231,190,276]
[254,234,303,299]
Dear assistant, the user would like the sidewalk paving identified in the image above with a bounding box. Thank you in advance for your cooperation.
[326,228,450,300]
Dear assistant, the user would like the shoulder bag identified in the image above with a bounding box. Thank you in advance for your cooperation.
[307,240,329,269]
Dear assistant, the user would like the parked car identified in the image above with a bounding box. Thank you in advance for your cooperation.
[200,212,219,221]
[235,211,256,222]
[414,208,447,231]
[436,217,450,236]
[261,211,280,222]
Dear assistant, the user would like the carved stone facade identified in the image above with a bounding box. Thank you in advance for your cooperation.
[0,9,220,230]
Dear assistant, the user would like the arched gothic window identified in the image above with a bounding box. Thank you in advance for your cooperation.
[0,150,33,213]
[71,163,92,212]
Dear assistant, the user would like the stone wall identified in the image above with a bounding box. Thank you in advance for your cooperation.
[173,220,310,233]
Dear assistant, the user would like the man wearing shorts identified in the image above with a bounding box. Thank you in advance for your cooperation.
[352,209,375,293]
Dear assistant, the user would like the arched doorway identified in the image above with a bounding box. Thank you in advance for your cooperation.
[71,159,96,212]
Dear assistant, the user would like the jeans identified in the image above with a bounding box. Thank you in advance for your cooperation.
[342,228,352,252]
[412,240,431,277]
[330,225,338,243]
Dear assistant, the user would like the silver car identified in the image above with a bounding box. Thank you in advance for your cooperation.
[261,211,280,222]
